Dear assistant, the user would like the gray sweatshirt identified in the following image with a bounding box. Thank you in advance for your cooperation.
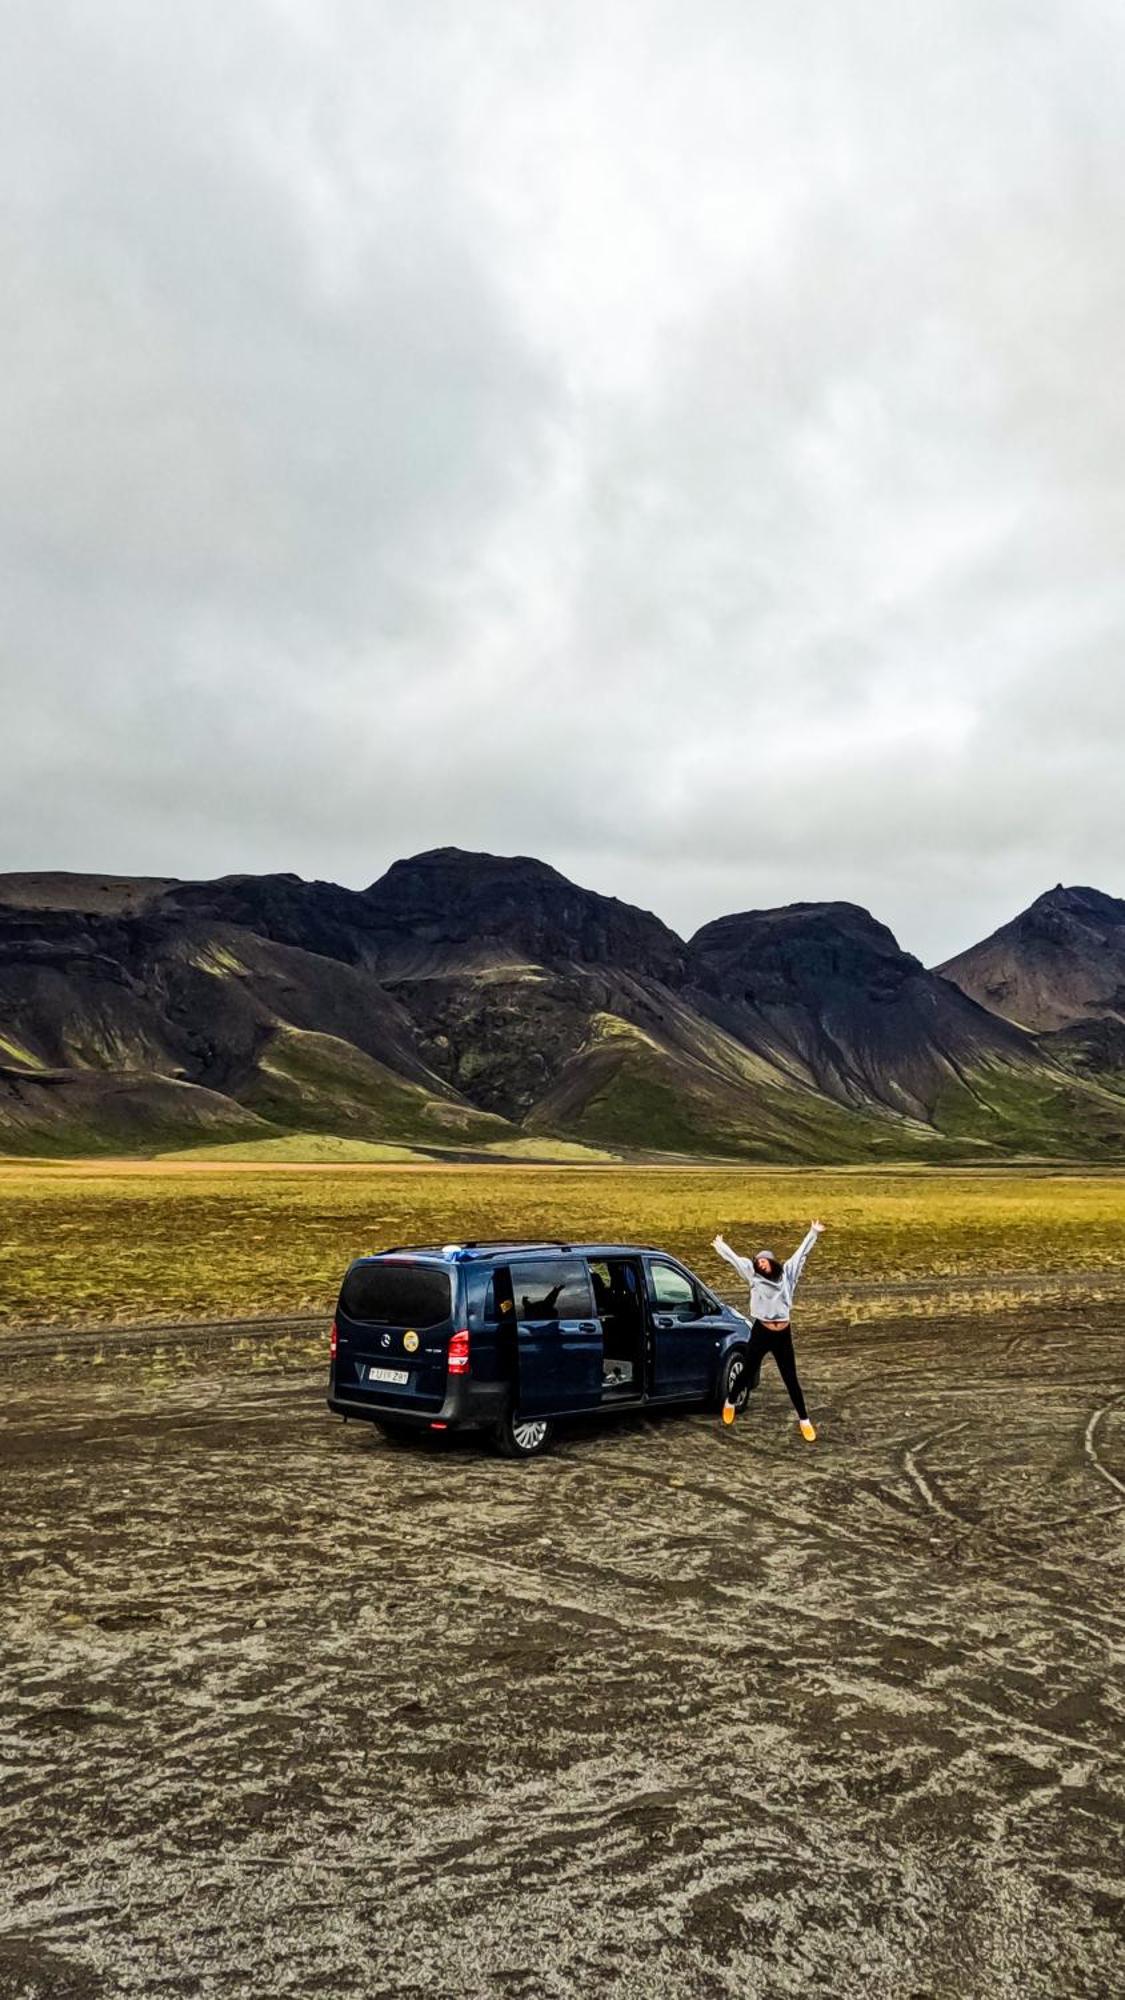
[713,1227,821,1322]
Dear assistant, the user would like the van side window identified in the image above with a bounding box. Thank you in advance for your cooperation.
[489,1267,516,1323]
[647,1262,697,1310]
[588,1259,612,1314]
[469,1266,509,1329]
[511,1258,593,1322]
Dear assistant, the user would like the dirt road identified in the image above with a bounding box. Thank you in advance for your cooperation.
[1,1307,1123,1998]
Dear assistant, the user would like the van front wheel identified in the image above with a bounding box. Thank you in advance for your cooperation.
[717,1347,751,1415]
[495,1410,554,1459]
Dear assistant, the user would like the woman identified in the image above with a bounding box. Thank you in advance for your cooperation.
[712,1221,825,1439]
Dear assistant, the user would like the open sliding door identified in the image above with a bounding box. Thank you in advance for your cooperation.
[509,1256,603,1417]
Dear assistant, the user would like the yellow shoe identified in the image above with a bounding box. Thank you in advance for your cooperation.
[799,1419,817,1442]
[722,1401,737,1426]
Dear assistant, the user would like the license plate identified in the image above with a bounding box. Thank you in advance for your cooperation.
[365,1366,409,1387]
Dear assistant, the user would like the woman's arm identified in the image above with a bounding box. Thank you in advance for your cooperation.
[712,1234,756,1285]
[784,1220,825,1285]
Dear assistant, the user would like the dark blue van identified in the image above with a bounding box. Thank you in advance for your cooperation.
[326,1239,753,1457]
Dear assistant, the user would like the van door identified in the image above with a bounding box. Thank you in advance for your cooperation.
[508,1256,602,1417]
[645,1257,721,1400]
[334,1256,454,1412]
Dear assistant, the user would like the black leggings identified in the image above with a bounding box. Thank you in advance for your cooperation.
[742,1320,807,1421]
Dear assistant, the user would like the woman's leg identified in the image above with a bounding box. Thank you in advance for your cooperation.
[770,1328,808,1421]
[744,1321,770,1394]
[740,1312,764,1392]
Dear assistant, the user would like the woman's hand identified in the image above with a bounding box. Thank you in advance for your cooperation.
[811,1219,825,1233]
[712,1234,726,1252]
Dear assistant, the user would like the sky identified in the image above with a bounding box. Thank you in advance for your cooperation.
[2,1,1123,965]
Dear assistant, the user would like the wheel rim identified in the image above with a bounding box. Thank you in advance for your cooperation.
[513,1418,548,1452]
[728,1359,748,1409]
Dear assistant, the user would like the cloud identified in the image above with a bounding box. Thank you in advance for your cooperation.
[1,0,1123,962]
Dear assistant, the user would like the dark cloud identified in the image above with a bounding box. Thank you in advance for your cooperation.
[2,1,1122,961]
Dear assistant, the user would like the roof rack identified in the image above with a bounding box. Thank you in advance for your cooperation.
[462,1238,574,1252]
[362,1244,445,1256]
[360,1239,674,1260]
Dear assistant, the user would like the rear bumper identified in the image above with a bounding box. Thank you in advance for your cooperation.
[327,1378,506,1430]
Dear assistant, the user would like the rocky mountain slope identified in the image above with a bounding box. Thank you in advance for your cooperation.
[0,875,507,1155]
[938,884,1125,1121]
[939,885,1125,1032]
[1,857,1122,1160]
[690,899,1125,1158]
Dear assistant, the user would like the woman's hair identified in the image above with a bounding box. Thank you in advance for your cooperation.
[755,1253,784,1282]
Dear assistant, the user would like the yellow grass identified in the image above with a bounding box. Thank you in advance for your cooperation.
[160,1133,433,1164]
[160,1132,621,1166]
[0,1160,1123,1329]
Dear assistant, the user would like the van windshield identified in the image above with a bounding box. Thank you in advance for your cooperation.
[339,1262,452,1327]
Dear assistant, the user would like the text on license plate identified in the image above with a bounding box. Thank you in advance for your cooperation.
[366,1366,409,1386]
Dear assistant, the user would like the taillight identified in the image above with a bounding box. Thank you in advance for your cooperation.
[329,1321,338,1359]
[447,1328,470,1375]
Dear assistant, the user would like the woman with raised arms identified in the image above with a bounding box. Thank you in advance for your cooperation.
[711,1221,826,1439]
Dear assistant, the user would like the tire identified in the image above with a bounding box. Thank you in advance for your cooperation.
[716,1346,751,1414]
[494,1409,555,1459]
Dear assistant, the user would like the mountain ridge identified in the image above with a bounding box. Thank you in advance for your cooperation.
[1,857,1122,1161]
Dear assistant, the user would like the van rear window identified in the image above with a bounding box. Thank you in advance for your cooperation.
[339,1262,452,1327]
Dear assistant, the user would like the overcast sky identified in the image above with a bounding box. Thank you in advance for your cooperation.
[2,2,1123,963]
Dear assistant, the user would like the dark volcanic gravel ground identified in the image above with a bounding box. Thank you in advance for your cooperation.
[1,1307,1123,1999]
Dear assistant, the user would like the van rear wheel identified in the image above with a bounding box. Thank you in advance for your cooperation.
[495,1410,554,1459]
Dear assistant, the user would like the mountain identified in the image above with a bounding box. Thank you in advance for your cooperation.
[691,901,1027,1112]
[1,857,1123,1160]
[0,877,508,1156]
[362,848,689,984]
[344,851,902,1158]
[0,872,178,915]
[938,886,1125,1032]
[937,885,1125,1115]
[690,899,1125,1156]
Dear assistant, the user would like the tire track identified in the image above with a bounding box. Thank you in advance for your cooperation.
[554,1425,1125,1648]
[1084,1395,1125,1500]
[902,1424,970,1525]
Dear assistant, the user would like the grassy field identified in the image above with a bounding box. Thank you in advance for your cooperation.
[0,1160,1123,1328]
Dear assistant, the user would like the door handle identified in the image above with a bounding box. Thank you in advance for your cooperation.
[576,1321,597,1333]
[654,1315,674,1329]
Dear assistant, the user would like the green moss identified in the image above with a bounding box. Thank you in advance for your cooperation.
[192,945,248,977]
[159,1133,432,1163]
[0,1034,44,1070]
[245,1027,511,1147]
[481,1135,623,1162]
[930,1059,1125,1160]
